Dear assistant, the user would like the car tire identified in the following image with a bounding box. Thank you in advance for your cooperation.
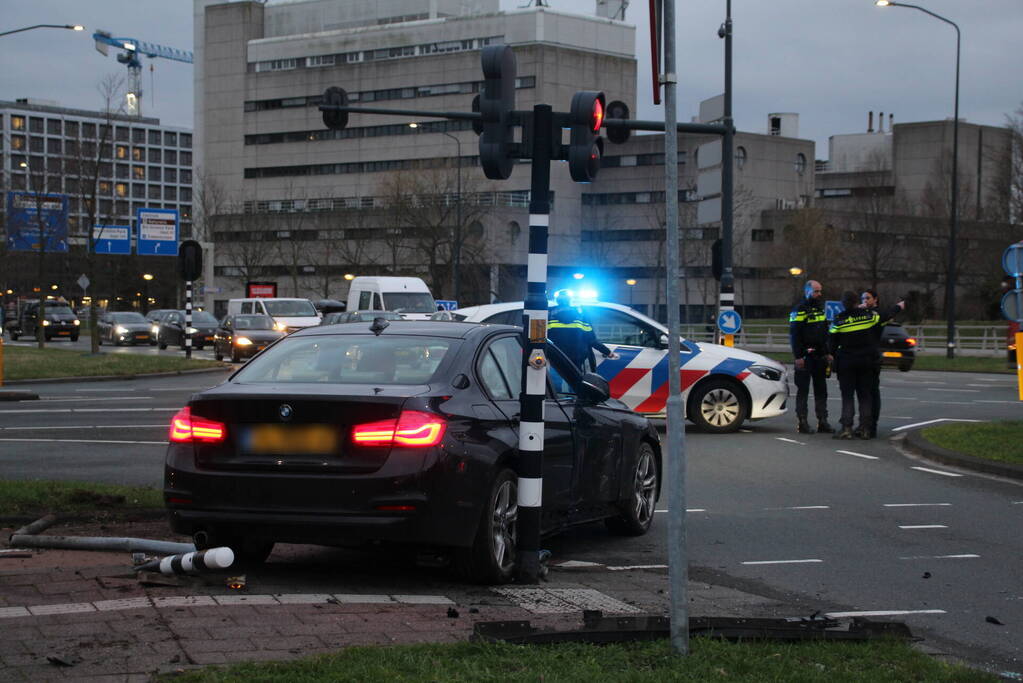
[71,334,79,342]
[214,345,223,361]
[605,442,658,536]
[97,335,103,346]
[456,467,517,584]
[687,377,748,433]
[898,362,913,372]
[158,337,167,350]
[9,331,18,341]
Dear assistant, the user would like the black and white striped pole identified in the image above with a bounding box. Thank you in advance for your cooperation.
[135,547,234,575]
[178,240,203,360]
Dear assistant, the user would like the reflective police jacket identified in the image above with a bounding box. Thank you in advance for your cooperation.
[789,299,829,359]
[548,306,611,369]
[827,308,883,369]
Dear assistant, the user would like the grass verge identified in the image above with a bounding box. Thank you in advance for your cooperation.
[156,637,994,682]
[761,352,1010,374]
[0,344,223,381]
[922,421,1023,466]
[0,479,162,517]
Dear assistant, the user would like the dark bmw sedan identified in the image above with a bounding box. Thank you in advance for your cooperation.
[880,323,916,372]
[165,321,661,583]
[213,314,286,362]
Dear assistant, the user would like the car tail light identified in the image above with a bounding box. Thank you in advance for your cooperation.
[169,406,227,443]
[906,337,917,347]
[351,410,446,447]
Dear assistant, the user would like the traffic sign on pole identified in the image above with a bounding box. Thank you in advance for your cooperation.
[136,208,179,256]
[93,225,131,255]
[1001,241,1023,278]
[825,300,844,321]
[716,309,741,335]
[1001,289,1023,323]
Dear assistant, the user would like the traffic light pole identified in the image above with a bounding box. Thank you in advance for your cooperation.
[719,1,736,344]
[184,281,192,360]
[517,104,554,584]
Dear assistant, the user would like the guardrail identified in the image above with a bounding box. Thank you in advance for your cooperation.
[680,323,1013,356]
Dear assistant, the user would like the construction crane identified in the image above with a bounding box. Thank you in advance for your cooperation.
[92,30,193,116]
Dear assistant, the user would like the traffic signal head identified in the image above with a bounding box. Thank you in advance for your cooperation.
[178,240,203,282]
[569,91,606,182]
[604,100,631,144]
[478,45,517,180]
[711,239,722,281]
[322,87,349,131]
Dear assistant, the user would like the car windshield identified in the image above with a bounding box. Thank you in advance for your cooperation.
[233,334,454,385]
[42,304,74,316]
[233,315,274,330]
[382,293,436,314]
[111,312,146,323]
[263,300,317,316]
[190,312,218,325]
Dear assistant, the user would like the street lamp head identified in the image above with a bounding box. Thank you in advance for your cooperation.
[572,273,584,280]
[875,0,893,6]
[789,267,803,277]
[408,122,419,129]
[71,25,84,31]
[142,273,154,281]
[626,279,637,286]
[344,273,355,281]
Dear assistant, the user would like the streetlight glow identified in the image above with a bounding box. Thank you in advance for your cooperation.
[343,273,355,281]
[626,279,637,286]
[0,24,86,38]
[142,273,154,281]
[789,267,803,277]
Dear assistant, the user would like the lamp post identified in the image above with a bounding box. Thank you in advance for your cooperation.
[875,0,960,359]
[142,274,154,314]
[789,267,804,303]
[0,24,84,38]
[626,278,637,307]
[409,123,463,304]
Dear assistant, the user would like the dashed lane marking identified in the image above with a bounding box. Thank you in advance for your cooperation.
[776,437,806,445]
[741,559,823,566]
[607,564,668,571]
[899,525,949,529]
[837,450,879,460]
[493,587,641,614]
[0,407,176,414]
[911,466,964,478]
[899,554,980,560]
[764,506,830,510]
[928,389,981,393]
[655,509,707,513]
[41,396,154,402]
[0,425,166,431]
[884,503,951,507]
[825,609,946,618]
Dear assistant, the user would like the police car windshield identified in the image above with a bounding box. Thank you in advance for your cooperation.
[263,300,317,317]
[383,293,435,313]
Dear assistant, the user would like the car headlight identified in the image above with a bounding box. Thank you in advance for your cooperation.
[748,364,783,381]
[151,325,160,334]
[186,326,198,334]
[73,319,80,326]
[273,321,288,332]
[41,320,51,326]
[235,336,253,346]
[115,326,128,335]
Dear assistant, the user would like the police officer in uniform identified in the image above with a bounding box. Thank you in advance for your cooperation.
[828,290,889,440]
[789,280,833,434]
[860,289,904,438]
[548,291,619,371]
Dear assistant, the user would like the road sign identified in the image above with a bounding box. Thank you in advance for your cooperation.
[1002,242,1023,277]
[1001,290,1023,323]
[77,274,90,292]
[435,300,459,311]
[93,225,131,255]
[717,310,742,335]
[825,300,844,321]
[136,208,179,256]
[6,191,69,253]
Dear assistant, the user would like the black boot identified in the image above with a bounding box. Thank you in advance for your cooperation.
[796,418,814,434]
[854,426,872,440]
[833,426,853,440]
[816,420,834,434]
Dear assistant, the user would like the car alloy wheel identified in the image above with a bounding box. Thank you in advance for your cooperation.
[689,378,748,433]
[606,442,658,536]
[458,468,517,584]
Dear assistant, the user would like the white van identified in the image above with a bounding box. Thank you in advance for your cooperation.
[226,298,321,332]
[345,276,436,320]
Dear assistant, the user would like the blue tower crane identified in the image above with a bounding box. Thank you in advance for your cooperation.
[92,30,193,116]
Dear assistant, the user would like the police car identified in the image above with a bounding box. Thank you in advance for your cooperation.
[452,300,788,433]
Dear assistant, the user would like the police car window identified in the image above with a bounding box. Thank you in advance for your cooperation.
[584,307,660,348]
[478,336,521,400]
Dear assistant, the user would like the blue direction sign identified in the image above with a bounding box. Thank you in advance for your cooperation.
[136,208,179,256]
[93,224,131,255]
[717,310,742,335]
[825,300,844,321]
[435,300,459,311]
[1002,241,1023,277]
[1002,290,1023,323]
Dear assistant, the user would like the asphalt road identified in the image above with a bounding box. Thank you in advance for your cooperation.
[0,364,1020,673]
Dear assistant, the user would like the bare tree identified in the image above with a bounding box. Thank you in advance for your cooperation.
[218,211,277,290]
[844,148,902,292]
[781,207,843,289]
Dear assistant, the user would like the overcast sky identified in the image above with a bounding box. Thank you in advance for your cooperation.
[1,0,1019,160]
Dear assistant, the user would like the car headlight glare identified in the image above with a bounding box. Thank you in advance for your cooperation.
[186,326,198,335]
[115,326,128,335]
[273,321,288,332]
[73,319,81,326]
[41,320,51,326]
[235,336,253,346]
[749,364,782,381]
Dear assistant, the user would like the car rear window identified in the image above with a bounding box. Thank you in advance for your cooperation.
[232,334,455,385]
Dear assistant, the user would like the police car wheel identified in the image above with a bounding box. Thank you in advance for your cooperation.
[688,378,748,434]
[606,442,658,536]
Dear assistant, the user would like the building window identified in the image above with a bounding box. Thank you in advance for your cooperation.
[116,163,129,178]
[180,169,192,184]
[164,186,177,200]
[132,128,146,143]
[180,188,192,202]
[29,117,43,133]
[165,150,177,165]
[735,146,747,170]
[132,165,145,180]
[164,132,177,146]
[149,167,161,181]
[751,229,774,242]
[116,126,129,141]
[65,120,78,137]
[795,153,807,175]
[147,148,161,163]
[180,151,191,166]
[132,147,143,161]
[47,119,61,135]
[132,183,145,198]
[148,129,161,145]
[148,185,161,199]
[165,168,177,183]
[116,145,129,159]
[29,136,44,153]
[180,133,192,148]
[82,122,96,138]
[115,183,128,197]
[11,135,25,150]
[47,138,61,154]
[99,181,111,194]
[11,115,25,130]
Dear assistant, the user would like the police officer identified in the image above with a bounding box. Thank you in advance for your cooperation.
[829,290,888,440]
[789,279,833,434]
[860,289,904,438]
[548,291,619,371]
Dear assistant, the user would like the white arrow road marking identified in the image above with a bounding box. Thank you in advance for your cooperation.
[911,467,963,478]
[837,450,879,460]
[892,418,981,432]
[742,559,823,565]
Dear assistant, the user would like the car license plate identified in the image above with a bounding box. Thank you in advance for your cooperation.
[882,351,903,358]
[244,424,337,455]
[204,336,214,342]
[57,331,70,336]
[138,334,149,340]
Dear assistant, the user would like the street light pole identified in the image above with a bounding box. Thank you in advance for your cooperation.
[0,24,84,38]
[875,0,960,359]
[442,131,463,305]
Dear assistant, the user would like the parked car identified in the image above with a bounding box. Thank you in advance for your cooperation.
[879,322,916,372]
[320,310,403,325]
[4,299,80,342]
[97,311,153,346]
[165,321,661,582]
[156,310,219,350]
[213,314,286,362]
[452,300,788,433]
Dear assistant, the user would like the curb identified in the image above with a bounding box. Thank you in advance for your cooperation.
[904,428,1023,481]
[1,365,232,386]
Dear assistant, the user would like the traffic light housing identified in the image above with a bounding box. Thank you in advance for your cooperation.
[179,240,203,281]
[322,87,349,131]
[568,91,606,182]
[478,45,517,180]
[711,239,722,281]
[604,100,631,144]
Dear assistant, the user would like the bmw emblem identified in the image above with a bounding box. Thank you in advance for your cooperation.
[279,404,293,421]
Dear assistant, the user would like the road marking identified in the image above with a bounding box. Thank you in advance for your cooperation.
[891,418,981,432]
[0,425,166,431]
[655,509,707,513]
[607,564,669,571]
[928,388,981,393]
[776,437,806,445]
[824,609,946,618]
[73,388,136,392]
[884,503,951,507]
[911,466,963,478]
[764,506,830,510]
[899,525,948,529]
[0,438,165,445]
[899,554,980,560]
[0,407,176,414]
[889,416,914,419]
[742,559,823,565]
[837,450,879,460]
[974,400,1016,404]
[493,587,641,614]
[41,396,153,403]
[919,401,972,405]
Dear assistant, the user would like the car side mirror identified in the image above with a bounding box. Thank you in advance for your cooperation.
[578,372,610,404]
[659,333,669,349]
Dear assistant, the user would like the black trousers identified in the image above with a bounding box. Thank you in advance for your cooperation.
[838,365,874,430]
[793,355,829,421]
[869,366,881,429]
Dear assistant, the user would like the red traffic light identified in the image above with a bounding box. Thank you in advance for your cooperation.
[590,98,604,133]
